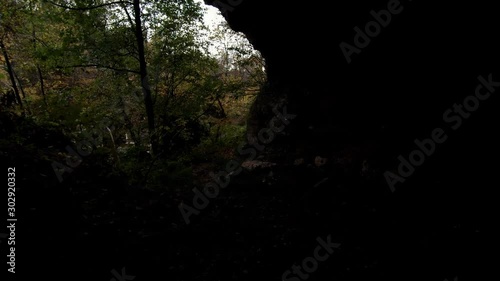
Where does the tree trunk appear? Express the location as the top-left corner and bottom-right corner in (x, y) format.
(0, 40), (23, 110)
(13, 69), (32, 115)
(119, 97), (141, 147)
(133, 0), (157, 155)
(37, 65), (48, 108)
(33, 25), (48, 109)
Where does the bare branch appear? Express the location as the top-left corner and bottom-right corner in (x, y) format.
(45, 0), (133, 11)
(56, 64), (140, 74)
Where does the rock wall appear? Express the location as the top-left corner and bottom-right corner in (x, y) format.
(207, 0), (499, 171)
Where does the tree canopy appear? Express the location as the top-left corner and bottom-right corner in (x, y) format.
(1, 0), (265, 185)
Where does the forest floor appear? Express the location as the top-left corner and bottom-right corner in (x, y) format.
(2, 111), (486, 281)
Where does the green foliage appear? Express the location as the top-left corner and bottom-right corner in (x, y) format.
(1, 0), (265, 190)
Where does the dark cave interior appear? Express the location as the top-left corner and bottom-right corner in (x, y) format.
(2, 0), (499, 280)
